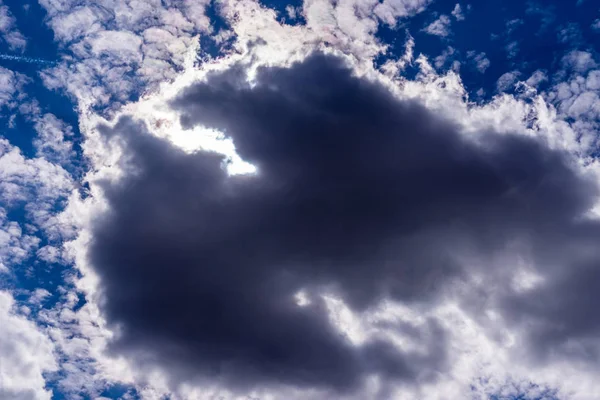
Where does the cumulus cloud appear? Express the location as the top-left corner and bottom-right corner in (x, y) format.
(496, 71), (521, 92)
(467, 51), (490, 73)
(0, 0), (26, 50)
(33, 113), (76, 166)
(451, 4), (464, 21)
(0, 138), (73, 207)
(37, 0), (212, 111)
(0, 66), (28, 109)
(0, 291), (57, 400)
(526, 70), (548, 87)
(423, 14), (452, 37)
(373, 0), (431, 26)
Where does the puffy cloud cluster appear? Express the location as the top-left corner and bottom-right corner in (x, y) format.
(423, 14), (452, 37)
(38, 0), (212, 110)
(0, 0), (26, 50)
(545, 51), (600, 153)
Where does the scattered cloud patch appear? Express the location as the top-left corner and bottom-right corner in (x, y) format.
(451, 4), (465, 21)
(423, 14), (452, 37)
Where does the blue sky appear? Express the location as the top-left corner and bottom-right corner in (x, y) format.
(0, 0), (599, 399)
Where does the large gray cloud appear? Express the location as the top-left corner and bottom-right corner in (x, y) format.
(90, 53), (600, 394)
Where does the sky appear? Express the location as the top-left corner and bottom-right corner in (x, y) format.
(0, 0), (600, 399)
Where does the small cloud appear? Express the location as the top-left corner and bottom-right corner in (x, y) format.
(526, 70), (548, 87)
(29, 288), (52, 306)
(592, 19), (600, 32)
(434, 46), (456, 69)
(505, 41), (519, 59)
(451, 4), (465, 21)
(497, 70), (521, 92)
(506, 19), (524, 35)
(467, 50), (490, 73)
(423, 14), (452, 37)
(285, 5), (299, 20)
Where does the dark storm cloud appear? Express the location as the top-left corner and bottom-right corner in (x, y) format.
(90, 53), (600, 393)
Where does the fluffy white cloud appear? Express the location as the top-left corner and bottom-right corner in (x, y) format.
(0, 291), (57, 400)
(0, 66), (28, 109)
(423, 14), (452, 37)
(451, 3), (464, 21)
(496, 71), (521, 92)
(0, 139), (73, 206)
(373, 0), (431, 26)
(0, 208), (40, 271)
(526, 69), (548, 87)
(33, 113), (75, 166)
(0, 1), (26, 50)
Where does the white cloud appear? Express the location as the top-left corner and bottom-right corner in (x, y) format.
(0, 208), (40, 270)
(373, 0), (431, 27)
(525, 70), (548, 87)
(451, 4), (464, 21)
(0, 0), (26, 50)
(422, 14), (452, 37)
(505, 40), (519, 59)
(434, 46), (456, 69)
(0, 139), (73, 206)
(0, 291), (57, 400)
(561, 50), (597, 73)
(33, 113), (75, 165)
(467, 51), (490, 73)
(593, 19), (600, 31)
(0, 66), (28, 109)
(496, 71), (521, 92)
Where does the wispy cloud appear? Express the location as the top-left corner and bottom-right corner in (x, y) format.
(0, 53), (56, 66)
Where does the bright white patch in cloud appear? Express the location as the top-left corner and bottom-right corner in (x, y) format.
(0, 139), (73, 207)
(0, 291), (57, 400)
(592, 19), (600, 31)
(434, 46), (456, 69)
(0, 66), (28, 109)
(526, 69), (548, 87)
(423, 14), (452, 37)
(0, 208), (40, 270)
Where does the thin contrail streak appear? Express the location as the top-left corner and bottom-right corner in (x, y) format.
(0, 54), (56, 65)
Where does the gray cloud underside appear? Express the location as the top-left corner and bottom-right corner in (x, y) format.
(90, 53), (600, 394)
